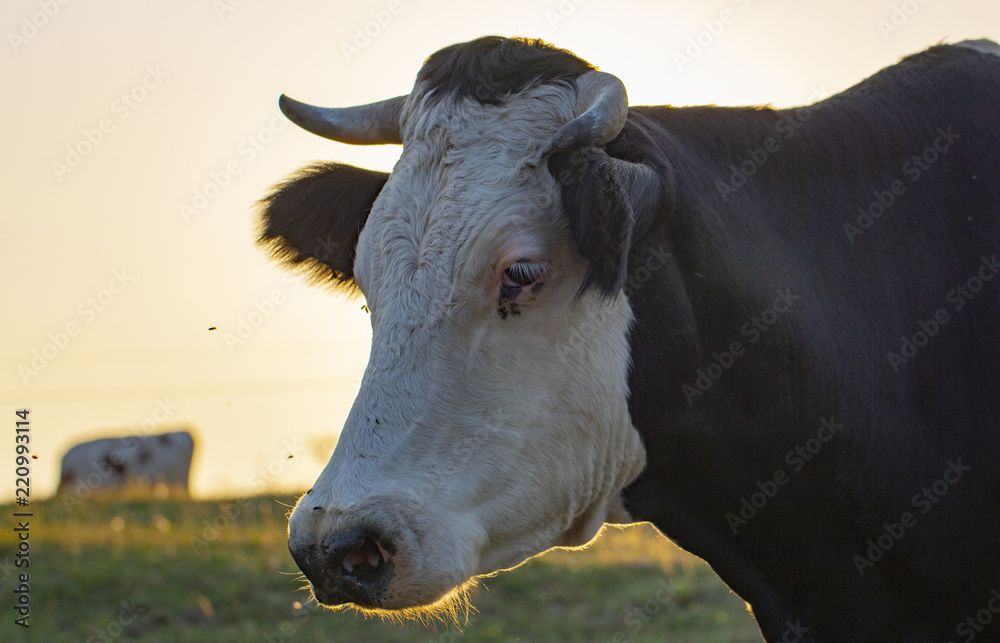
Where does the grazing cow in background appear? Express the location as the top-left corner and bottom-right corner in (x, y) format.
(58, 429), (195, 497)
(259, 36), (1000, 641)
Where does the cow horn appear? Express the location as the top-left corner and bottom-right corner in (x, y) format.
(278, 94), (406, 145)
(547, 71), (629, 152)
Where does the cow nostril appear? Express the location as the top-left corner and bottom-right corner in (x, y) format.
(289, 527), (397, 607)
(341, 536), (391, 576)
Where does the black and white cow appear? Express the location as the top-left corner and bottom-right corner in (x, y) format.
(260, 36), (1000, 641)
(58, 429), (195, 496)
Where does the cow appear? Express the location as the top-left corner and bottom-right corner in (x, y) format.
(58, 429), (195, 497)
(259, 36), (1000, 641)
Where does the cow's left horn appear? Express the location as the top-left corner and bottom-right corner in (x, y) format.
(278, 94), (406, 145)
(547, 71), (628, 152)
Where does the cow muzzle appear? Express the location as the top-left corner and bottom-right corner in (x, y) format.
(289, 525), (396, 607)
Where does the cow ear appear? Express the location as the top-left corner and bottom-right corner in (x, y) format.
(548, 147), (661, 299)
(257, 162), (389, 291)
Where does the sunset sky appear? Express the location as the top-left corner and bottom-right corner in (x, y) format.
(3, 0), (997, 501)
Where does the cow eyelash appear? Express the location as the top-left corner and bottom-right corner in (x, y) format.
(503, 259), (546, 287)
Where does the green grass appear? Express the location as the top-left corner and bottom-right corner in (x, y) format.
(0, 493), (763, 642)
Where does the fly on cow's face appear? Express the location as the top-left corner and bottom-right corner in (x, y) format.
(498, 285), (521, 304)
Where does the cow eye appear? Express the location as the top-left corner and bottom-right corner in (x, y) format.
(502, 259), (545, 287)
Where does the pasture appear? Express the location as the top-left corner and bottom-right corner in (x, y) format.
(0, 493), (763, 642)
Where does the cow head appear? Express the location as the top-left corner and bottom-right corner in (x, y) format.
(261, 36), (662, 615)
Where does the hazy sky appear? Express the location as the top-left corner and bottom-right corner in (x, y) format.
(3, 0), (997, 501)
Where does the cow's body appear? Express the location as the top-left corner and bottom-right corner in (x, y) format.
(263, 37), (1000, 641)
(615, 42), (1000, 640)
(58, 430), (195, 496)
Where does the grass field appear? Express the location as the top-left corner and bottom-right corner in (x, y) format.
(0, 493), (763, 642)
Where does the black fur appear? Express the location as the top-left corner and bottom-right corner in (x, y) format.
(416, 35), (593, 105)
(613, 43), (1000, 641)
(257, 163), (389, 291)
(548, 147), (635, 299)
(263, 37), (1000, 641)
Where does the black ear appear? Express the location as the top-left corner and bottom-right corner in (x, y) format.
(548, 147), (660, 299)
(257, 162), (389, 291)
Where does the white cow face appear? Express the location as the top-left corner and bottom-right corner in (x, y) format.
(263, 38), (654, 617)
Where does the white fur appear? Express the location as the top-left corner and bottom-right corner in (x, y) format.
(288, 81), (646, 610)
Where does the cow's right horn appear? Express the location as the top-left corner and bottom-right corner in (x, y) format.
(547, 71), (629, 153)
(278, 94), (406, 145)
